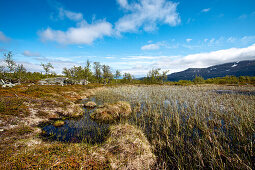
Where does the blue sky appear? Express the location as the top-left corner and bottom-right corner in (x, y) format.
(0, 0), (255, 77)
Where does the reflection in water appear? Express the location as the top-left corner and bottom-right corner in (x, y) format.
(42, 106), (109, 144)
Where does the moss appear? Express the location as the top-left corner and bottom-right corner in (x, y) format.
(2, 143), (110, 169)
(7, 125), (34, 136)
(53, 120), (65, 127)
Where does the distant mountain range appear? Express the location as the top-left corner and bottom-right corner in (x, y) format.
(166, 60), (255, 81)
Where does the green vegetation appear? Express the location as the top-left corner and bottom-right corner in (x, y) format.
(53, 120), (65, 127)
(40, 62), (54, 77)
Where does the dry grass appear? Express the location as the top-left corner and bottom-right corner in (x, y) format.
(94, 84), (255, 169)
(84, 101), (97, 108)
(101, 123), (156, 169)
(90, 101), (132, 123)
(1, 83), (253, 169)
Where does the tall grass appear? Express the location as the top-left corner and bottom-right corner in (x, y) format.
(94, 85), (255, 169)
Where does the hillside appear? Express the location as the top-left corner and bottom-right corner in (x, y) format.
(167, 60), (255, 81)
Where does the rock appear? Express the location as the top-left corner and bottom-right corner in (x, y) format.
(38, 77), (69, 85)
(84, 101), (97, 108)
(0, 79), (5, 85)
(90, 101), (132, 123)
(53, 120), (65, 127)
(38, 77), (90, 85)
(2, 82), (16, 88)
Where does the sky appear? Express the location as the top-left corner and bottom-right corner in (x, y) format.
(0, 0), (255, 77)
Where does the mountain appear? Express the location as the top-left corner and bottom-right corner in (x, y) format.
(167, 60), (255, 81)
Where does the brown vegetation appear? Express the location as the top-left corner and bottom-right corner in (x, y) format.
(101, 123), (156, 169)
(90, 101), (132, 122)
(84, 101), (97, 108)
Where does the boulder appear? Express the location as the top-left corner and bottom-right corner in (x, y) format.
(38, 77), (90, 85)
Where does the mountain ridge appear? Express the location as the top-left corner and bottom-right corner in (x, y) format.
(166, 60), (255, 81)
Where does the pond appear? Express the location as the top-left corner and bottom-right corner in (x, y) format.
(213, 90), (255, 95)
(41, 99), (110, 144)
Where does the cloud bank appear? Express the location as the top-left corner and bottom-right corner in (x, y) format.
(116, 43), (255, 77)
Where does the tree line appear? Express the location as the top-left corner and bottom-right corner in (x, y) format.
(0, 51), (136, 84)
(1, 51), (254, 85)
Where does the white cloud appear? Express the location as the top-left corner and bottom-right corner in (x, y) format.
(110, 43), (255, 77)
(201, 8), (210, 13)
(115, 0), (180, 33)
(40, 6), (113, 45)
(39, 20), (112, 44)
(22, 50), (41, 57)
(186, 38), (192, 43)
(0, 31), (10, 42)
(58, 8), (83, 21)
(141, 44), (160, 50)
(153, 43), (255, 72)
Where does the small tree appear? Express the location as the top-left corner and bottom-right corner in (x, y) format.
(41, 62), (54, 77)
(102, 64), (113, 84)
(193, 75), (205, 84)
(62, 67), (71, 77)
(114, 70), (121, 83)
(16, 64), (26, 82)
(93, 62), (102, 83)
(161, 70), (169, 84)
(4, 51), (16, 73)
(122, 73), (133, 83)
(84, 60), (93, 81)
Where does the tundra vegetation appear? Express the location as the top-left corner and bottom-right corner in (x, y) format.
(0, 51), (254, 169)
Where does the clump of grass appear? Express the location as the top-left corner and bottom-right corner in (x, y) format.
(84, 101), (97, 108)
(90, 101), (132, 123)
(102, 123), (156, 169)
(53, 120), (65, 127)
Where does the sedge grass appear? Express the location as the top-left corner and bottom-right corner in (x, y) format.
(94, 84), (255, 169)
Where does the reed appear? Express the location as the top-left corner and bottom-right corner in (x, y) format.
(94, 85), (255, 169)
